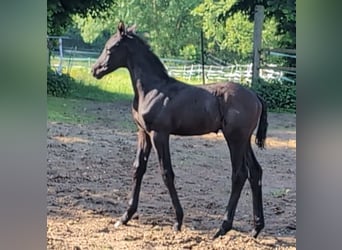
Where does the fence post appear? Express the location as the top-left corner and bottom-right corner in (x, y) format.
(47, 38), (51, 66)
(201, 30), (205, 84)
(252, 5), (265, 86)
(57, 37), (63, 75)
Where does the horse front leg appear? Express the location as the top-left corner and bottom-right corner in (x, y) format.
(115, 129), (152, 228)
(151, 131), (184, 231)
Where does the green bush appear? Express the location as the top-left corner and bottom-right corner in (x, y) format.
(251, 80), (296, 113)
(47, 68), (76, 97)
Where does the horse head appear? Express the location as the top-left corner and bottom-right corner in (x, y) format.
(91, 21), (136, 79)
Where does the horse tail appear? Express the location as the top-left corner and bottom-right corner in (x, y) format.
(255, 94), (268, 149)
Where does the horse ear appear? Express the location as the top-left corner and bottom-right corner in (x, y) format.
(127, 24), (137, 34)
(118, 21), (126, 35)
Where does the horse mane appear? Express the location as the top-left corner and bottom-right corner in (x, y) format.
(129, 33), (170, 80)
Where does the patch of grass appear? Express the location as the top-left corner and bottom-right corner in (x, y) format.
(55, 66), (211, 102)
(67, 67), (134, 102)
(67, 66), (207, 100)
(47, 96), (96, 124)
(117, 119), (137, 133)
(271, 188), (291, 198)
(47, 67), (135, 125)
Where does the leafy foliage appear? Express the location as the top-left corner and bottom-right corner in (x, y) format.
(218, 0), (296, 49)
(180, 44), (197, 60)
(251, 80), (296, 112)
(49, 0), (294, 66)
(265, 0), (296, 49)
(192, 0), (282, 62)
(47, 67), (75, 97)
(72, 0), (203, 60)
(47, 0), (114, 35)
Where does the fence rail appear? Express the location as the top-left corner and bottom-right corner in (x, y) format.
(166, 64), (253, 83)
(49, 49), (293, 84)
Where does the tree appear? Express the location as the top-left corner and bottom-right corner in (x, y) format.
(220, 0), (296, 67)
(218, 0), (296, 49)
(72, 0), (203, 60)
(47, 0), (114, 35)
(192, 0), (282, 62)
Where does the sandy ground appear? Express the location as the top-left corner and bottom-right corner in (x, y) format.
(47, 100), (296, 249)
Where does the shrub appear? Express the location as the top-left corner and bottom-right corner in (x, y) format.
(251, 79), (296, 113)
(47, 68), (76, 97)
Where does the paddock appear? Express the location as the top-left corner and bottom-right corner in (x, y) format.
(47, 99), (296, 249)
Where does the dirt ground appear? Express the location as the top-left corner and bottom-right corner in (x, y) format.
(47, 100), (296, 250)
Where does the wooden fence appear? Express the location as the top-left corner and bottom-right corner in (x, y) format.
(166, 64), (253, 84)
(260, 48), (296, 83)
(49, 48), (289, 84)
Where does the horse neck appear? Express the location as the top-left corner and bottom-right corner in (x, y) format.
(126, 44), (170, 97)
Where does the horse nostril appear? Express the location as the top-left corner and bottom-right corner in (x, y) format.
(91, 65), (97, 75)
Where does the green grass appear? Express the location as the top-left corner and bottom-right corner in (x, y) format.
(62, 66), (204, 97)
(47, 66), (211, 124)
(65, 67), (208, 101)
(67, 67), (134, 102)
(47, 64), (232, 125)
(48, 96), (97, 124)
(48, 67), (136, 124)
(271, 188), (291, 198)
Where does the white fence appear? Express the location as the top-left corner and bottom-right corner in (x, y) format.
(49, 49), (288, 84)
(166, 63), (288, 84)
(166, 63), (253, 83)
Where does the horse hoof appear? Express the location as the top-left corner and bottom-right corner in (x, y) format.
(114, 220), (122, 228)
(213, 221), (232, 239)
(213, 229), (225, 239)
(250, 228), (262, 238)
(173, 222), (181, 232)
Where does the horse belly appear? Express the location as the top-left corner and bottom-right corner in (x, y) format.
(171, 106), (221, 136)
(171, 123), (220, 136)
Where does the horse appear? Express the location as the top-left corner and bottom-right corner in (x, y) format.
(91, 21), (268, 239)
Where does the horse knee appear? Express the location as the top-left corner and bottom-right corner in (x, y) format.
(232, 165), (248, 182)
(248, 164), (262, 186)
(132, 160), (146, 179)
(161, 169), (174, 185)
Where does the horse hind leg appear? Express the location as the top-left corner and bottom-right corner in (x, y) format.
(246, 144), (265, 237)
(214, 130), (249, 238)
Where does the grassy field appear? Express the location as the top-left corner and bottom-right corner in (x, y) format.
(48, 67), (132, 123)
(48, 66), (206, 124)
(66, 67), (203, 100)
(67, 67), (134, 102)
(47, 96), (98, 124)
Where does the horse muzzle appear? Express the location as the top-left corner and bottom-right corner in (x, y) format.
(91, 64), (107, 79)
